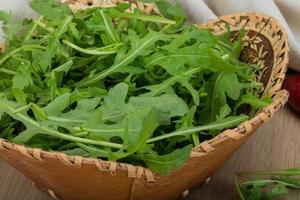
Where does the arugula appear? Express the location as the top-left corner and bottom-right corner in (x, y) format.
(29, 0), (72, 20)
(0, 0), (270, 173)
(236, 168), (300, 200)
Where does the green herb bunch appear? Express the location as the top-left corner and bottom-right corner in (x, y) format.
(236, 168), (300, 200)
(0, 0), (271, 173)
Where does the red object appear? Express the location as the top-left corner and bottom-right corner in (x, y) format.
(283, 75), (300, 113)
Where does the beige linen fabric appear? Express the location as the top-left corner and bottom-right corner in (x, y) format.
(0, 0), (299, 70)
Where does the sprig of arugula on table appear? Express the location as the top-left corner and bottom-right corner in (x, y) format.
(0, 0), (271, 173)
(236, 168), (300, 200)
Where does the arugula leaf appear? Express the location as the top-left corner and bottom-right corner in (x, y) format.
(30, 0), (72, 20)
(176, 106), (199, 145)
(37, 16), (73, 72)
(140, 144), (192, 174)
(44, 93), (70, 116)
(129, 94), (188, 124)
(216, 73), (242, 101)
(102, 83), (129, 122)
(12, 65), (33, 90)
(0, 11), (11, 23)
(31, 103), (47, 121)
(236, 168), (300, 200)
(128, 108), (158, 152)
(216, 104), (231, 121)
(235, 94), (272, 112)
(152, 0), (186, 20)
(110, 108), (159, 160)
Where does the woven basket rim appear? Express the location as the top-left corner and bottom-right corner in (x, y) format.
(0, 11), (289, 180)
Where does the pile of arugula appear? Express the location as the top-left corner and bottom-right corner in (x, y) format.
(236, 168), (300, 200)
(0, 0), (271, 173)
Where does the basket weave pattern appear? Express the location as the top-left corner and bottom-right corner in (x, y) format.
(0, 1), (289, 200)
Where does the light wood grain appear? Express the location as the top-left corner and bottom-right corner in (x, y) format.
(1, 106), (300, 200)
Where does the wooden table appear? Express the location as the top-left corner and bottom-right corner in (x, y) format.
(1, 106), (300, 200)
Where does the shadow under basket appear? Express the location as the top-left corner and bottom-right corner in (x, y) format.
(0, 1), (290, 200)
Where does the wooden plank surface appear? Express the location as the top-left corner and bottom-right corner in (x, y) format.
(1, 106), (300, 200)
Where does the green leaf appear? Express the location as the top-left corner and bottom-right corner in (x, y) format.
(108, 9), (176, 25)
(176, 106), (199, 145)
(178, 77), (199, 106)
(216, 73), (241, 101)
(12, 65), (33, 90)
(82, 109), (125, 141)
(142, 67), (201, 105)
(45, 97), (101, 131)
(140, 145), (192, 174)
(44, 93), (70, 116)
(0, 11), (11, 23)
(129, 94), (188, 125)
(231, 29), (245, 59)
(102, 83), (129, 122)
(12, 89), (27, 105)
(272, 176), (300, 188)
(127, 108), (158, 152)
(37, 16), (73, 72)
(206, 72), (243, 122)
(31, 103), (48, 121)
(30, 0), (72, 20)
(155, 1), (186, 20)
(216, 104), (231, 120)
(53, 60), (73, 73)
(269, 184), (288, 196)
(248, 187), (262, 200)
(13, 129), (40, 144)
(235, 94), (272, 111)
(110, 108), (159, 160)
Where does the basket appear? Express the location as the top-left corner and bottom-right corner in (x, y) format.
(0, 0), (289, 200)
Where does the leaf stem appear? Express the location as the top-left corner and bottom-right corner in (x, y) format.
(109, 12), (176, 25)
(191, 133), (200, 146)
(235, 176), (246, 200)
(146, 55), (210, 68)
(73, 127), (124, 133)
(57, 16), (73, 37)
(14, 104), (32, 113)
(63, 40), (117, 55)
(237, 169), (300, 177)
(71, 131), (89, 137)
(34, 20), (54, 32)
(240, 179), (297, 188)
(48, 116), (86, 123)
(147, 115), (248, 143)
(0, 68), (16, 75)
